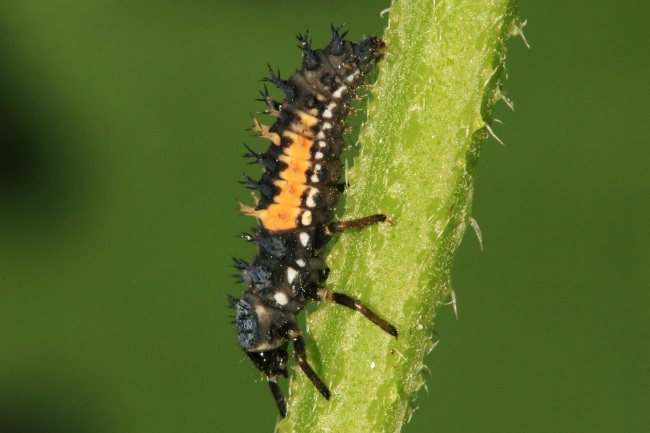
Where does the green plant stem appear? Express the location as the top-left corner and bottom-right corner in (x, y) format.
(279, 0), (521, 431)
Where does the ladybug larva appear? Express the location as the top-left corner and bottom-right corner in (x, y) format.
(229, 26), (396, 417)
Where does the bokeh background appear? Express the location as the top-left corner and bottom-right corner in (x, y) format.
(1, 1), (647, 432)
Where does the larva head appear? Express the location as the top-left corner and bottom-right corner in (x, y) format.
(230, 296), (261, 350)
(324, 27), (385, 77)
(231, 294), (282, 350)
(352, 36), (386, 73)
(230, 293), (294, 356)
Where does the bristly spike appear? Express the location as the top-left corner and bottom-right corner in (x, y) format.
(238, 201), (264, 219)
(264, 65), (296, 101)
(330, 23), (343, 35)
(240, 174), (274, 198)
(242, 142), (278, 171)
(256, 85), (281, 116)
(296, 30), (309, 45)
(239, 231), (288, 258)
(227, 295), (240, 309)
(239, 174), (255, 188)
(296, 29), (309, 44)
(328, 24), (345, 55)
(301, 47), (318, 70)
(231, 257), (249, 281)
(250, 116), (281, 146)
(257, 84), (271, 101)
(231, 258), (250, 283)
(297, 30), (318, 70)
(232, 257), (249, 269)
(242, 142), (262, 163)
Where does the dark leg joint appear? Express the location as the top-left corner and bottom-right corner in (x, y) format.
(328, 214), (392, 234)
(320, 267), (331, 280)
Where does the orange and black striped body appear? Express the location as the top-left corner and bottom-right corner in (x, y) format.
(229, 28), (395, 418)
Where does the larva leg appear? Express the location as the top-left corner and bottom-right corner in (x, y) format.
(318, 288), (398, 338)
(280, 325), (331, 401)
(268, 376), (287, 418)
(327, 214), (392, 233)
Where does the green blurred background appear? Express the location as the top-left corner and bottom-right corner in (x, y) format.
(0, 1), (647, 432)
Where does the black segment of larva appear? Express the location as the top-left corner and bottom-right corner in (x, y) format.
(229, 27), (397, 418)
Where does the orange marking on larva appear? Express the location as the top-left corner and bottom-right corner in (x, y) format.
(295, 109), (319, 128)
(281, 164), (309, 183)
(283, 133), (313, 161)
(239, 200), (300, 231)
(261, 204), (301, 231)
(273, 180), (307, 207)
(278, 155), (311, 183)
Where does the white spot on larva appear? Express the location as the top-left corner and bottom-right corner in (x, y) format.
(333, 86), (345, 98)
(306, 188), (318, 208)
(274, 292), (289, 305)
(323, 122), (332, 130)
(299, 232), (310, 246)
(317, 131), (325, 139)
(370, 361), (376, 369)
(327, 102), (337, 110)
(315, 163), (322, 172)
(311, 174), (319, 183)
(416, 324), (424, 331)
(295, 259), (306, 267)
(323, 109), (333, 119)
(301, 210), (312, 226)
(255, 305), (267, 318)
(315, 152), (324, 160)
(286, 267), (298, 284)
(318, 141), (326, 148)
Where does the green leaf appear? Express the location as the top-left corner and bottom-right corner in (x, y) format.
(279, 0), (523, 431)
